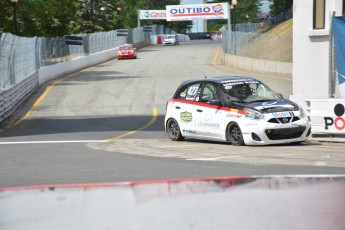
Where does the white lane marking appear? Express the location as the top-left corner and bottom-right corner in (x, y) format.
(315, 161), (328, 166)
(0, 140), (102, 145)
(187, 156), (243, 161)
(160, 145), (199, 148)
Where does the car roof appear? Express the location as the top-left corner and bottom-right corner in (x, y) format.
(120, 43), (134, 47)
(180, 76), (261, 86)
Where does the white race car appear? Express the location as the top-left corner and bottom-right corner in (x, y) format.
(163, 35), (177, 45)
(165, 77), (311, 146)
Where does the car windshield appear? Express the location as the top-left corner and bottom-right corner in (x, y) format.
(220, 78), (281, 103)
(119, 45), (132, 50)
(166, 35), (175, 39)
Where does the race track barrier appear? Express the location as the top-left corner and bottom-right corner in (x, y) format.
(1, 175), (345, 230)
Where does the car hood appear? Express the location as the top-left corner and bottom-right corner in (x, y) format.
(239, 100), (299, 113)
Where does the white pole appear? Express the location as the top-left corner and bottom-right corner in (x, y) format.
(227, 2), (231, 32)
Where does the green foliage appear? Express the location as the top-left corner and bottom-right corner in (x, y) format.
(232, 0), (262, 24)
(0, 0), (263, 37)
(269, 0), (292, 15)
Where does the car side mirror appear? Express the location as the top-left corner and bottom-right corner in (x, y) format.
(210, 99), (221, 106)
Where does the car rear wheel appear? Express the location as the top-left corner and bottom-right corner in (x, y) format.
(228, 123), (244, 146)
(167, 118), (184, 141)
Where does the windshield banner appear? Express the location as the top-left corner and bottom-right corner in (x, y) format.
(332, 16), (345, 98)
(166, 3), (229, 21)
(139, 10), (166, 20)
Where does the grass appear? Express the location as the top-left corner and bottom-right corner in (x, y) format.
(237, 19), (293, 62)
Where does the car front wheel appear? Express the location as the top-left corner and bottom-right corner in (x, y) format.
(167, 118), (184, 141)
(228, 123), (244, 146)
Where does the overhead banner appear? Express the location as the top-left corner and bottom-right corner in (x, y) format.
(166, 3), (229, 21)
(139, 10), (166, 20)
(332, 16), (345, 98)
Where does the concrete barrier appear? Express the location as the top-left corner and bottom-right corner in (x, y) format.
(38, 39), (152, 86)
(221, 51), (292, 78)
(38, 48), (117, 85)
(1, 175), (345, 230)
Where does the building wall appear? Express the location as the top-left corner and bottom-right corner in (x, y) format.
(291, 0), (343, 109)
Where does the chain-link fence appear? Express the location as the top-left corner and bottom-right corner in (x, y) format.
(221, 9), (293, 63)
(222, 31), (292, 63)
(0, 24), (171, 90)
(0, 24), (172, 125)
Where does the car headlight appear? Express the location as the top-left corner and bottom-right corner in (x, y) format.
(299, 106), (306, 118)
(245, 108), (265, 120)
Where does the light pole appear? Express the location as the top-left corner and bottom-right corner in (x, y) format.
(10, 0), (18, 35)
(231, 0), (237, 31)
(231, 0), (238, 54)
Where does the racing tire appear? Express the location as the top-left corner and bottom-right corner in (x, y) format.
(167, 118), (184, 141)
(228, 123), (245, 146)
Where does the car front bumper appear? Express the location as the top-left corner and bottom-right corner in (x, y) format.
(240, 117), (311, 145)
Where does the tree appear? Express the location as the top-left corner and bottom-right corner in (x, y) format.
(232, 0), (262, 24)
(71, 0), (123, 33)
(0, 0), (78, 37)
(269, 0), (293, 15)
(0, 0), (194, 37)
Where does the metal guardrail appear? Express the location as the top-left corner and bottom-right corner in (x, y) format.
(0, 73), (38, 125)
(0, 24), (173, 126)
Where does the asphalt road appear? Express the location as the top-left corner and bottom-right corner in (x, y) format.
(0, 40), (344, 188)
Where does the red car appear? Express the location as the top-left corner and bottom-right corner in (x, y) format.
(117, 44), (137, 60)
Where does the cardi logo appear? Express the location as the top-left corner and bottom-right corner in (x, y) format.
(324, 103), (345, 130)
(180, 111), (192, 122)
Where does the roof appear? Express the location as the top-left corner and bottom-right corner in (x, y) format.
(180, 76), (260, 85)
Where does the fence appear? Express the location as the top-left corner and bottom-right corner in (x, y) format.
(0, 24), (173, 125)
(222, 31), (292, 63)
(221, 9), (293, 63)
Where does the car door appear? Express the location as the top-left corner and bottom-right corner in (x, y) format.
(194, 83), (224, 139)
(169, 82), (201, 137)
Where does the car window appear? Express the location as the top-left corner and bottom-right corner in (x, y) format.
(119, 46), (132, 50)
(221, 79), (280, 102)
(177, 83), (201, 101)
(200, 83), (219, 104)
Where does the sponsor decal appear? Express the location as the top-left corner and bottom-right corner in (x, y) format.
(242, 132), (251, 135)
(244, 123), (258, 126)
(197, 122), (220, 128)
(180, 111), (192, 122)
(227, 114), (242, 118)
(183, 129), (196, 134)
(274, 124), (299, 128)
(324, 103), (345, 130)
(166, 3), (229, 21)
(204, 113), (213, 121)
(272, 111), (294, 118)
(139, 10), (166, 20)
(222, 79), (260, 89)
(212, 4), (224, 15)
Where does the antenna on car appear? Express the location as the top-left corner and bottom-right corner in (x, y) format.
(202, 72), (207, 78)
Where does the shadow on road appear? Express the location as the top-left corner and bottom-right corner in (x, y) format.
(0, 115), (165, 137)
